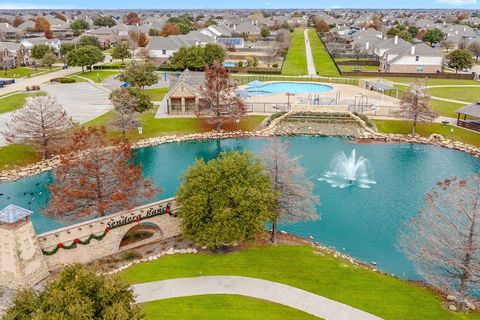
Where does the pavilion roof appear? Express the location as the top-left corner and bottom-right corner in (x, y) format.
(456, 103), (480, 118)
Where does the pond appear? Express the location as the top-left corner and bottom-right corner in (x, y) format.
(1, 136), (479, 279)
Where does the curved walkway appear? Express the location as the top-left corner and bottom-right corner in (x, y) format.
(132, 276), (383, 320)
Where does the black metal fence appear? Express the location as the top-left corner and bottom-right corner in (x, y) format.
(232, 74), (359, 86)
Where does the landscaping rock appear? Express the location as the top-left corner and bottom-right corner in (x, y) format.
(447, 295), (457, 301)
(449, 304), (457, 311)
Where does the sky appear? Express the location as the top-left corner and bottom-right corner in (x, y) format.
(0, 0), (478, 10)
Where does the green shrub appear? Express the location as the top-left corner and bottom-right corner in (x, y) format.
(51, 77), (76, 83)
(353, 112), (377, 129)
(121, 251), (142, 261)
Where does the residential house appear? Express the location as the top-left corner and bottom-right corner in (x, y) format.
(21, 37), (62, 53)
(17, 20), (35, 32)
(374, 36), (411, 59)
(233, 21), (260, 36)
(351, 28), (383, 53)
(0, 42), (29, 67)
(147, 32), (215, 65)
(200, 24), (232, 40)
(90, 26), (117, 46)
(382, 42), (443, 73)
(0, 23), (17, 40)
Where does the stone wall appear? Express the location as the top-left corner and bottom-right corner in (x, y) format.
(37, 198), (181, 270)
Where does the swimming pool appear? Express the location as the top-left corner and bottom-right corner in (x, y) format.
(223, 61), (236, 67)
(246, 82), (333, 96)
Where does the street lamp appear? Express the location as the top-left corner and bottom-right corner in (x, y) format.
(286, 92), (295, 110)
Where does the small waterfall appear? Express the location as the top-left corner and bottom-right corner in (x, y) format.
(319, 149), (376, 188)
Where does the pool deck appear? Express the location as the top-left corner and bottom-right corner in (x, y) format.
(239, 82), (400, 108)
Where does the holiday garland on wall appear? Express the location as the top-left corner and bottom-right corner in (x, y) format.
(42, 205), (175, 256)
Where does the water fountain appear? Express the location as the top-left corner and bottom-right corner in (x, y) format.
(319, 149), (376, 188)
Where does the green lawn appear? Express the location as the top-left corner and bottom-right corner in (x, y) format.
(144, 88), (169, 101)
(428, 87), (480, 103)
(84, 106), (266, 141)
(430, 99), (464, 118)
(103, 61), (127, 67)
(121, 245), (479, 320)
(0, 67), (49, 78)
(388, 77), (477, 86)
(375, 120), (480, 147)
(282, 29), (307, 76)
(0, 92), (47, 114)
(338, 65), (379, 72)
(66, 75), (88, 82)
(142, 295), (320, 320)
(308, 29), (340, 77)
(0, 144), (41, 170)
(76, 70), (119, 83)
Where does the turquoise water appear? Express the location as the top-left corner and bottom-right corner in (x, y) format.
(246, 82), (332, 96)
(1, 136), (479, 279)
(223, 61), (236, 67)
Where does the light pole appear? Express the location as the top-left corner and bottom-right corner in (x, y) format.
(286, 92), (295, 110)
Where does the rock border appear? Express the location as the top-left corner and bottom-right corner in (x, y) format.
(1, 122), (479, 183)
(100, 247), (198, 276)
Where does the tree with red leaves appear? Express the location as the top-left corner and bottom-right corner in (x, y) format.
(197, 61), (247, 131)
(161, 23), (181, 36)
(34, 17), (50, 32)
(129, 31), (149, 48)
(137, 32), (149, 47)
(47, 127), (159, 221)
(125, 12), (140, 25)
(44, 29), (53, 39)
(315, 19), (330, 34)
(12, 15), (24, 28)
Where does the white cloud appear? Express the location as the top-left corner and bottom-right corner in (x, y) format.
(436, 0), (476, 5)
(329, 5), (343, 8)
(0, 2), (74, 9)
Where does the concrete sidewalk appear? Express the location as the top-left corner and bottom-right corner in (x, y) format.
(0, 67), (82, 96)
(132, 276), (383, 320)
(304, 29), (317, 76)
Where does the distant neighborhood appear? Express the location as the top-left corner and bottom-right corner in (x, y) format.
(1, 9), (480, 76)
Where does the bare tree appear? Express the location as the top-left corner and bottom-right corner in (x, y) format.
(399, 175), (480, 309)
(396, 80), (437, 135)
(109, 88), (140, 139)
(2, 96), (75, 158)
(265, 41), (280, 68)
(197, 61), (247, 130)
(441, 40), (455, 52)
(275, 28), (292, 51)
(261, 139), (320, 243)
(468, 40), (480, 62)
(458, 39), (469, 50)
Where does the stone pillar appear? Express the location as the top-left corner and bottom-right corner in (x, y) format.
(181, 97), (186, 113)
(0, 205), (49, 289)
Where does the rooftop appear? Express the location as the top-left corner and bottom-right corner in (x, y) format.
(0, 204), (32, 224)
